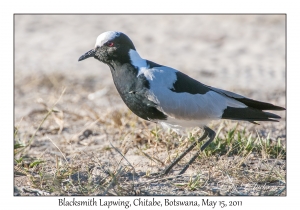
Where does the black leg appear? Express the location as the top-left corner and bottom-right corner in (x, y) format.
(200, 126), (216, 151)
(161, 127), (210, 175)
(178, 126), (216, 175)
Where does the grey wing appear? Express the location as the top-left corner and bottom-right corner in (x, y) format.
(147, 86), (247, 122)
(144, 67), (248, 122)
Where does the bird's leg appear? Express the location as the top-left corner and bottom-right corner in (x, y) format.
(160, 128), (209, 176)
(178, 126), (216, 175)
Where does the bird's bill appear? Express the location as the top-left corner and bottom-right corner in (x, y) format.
(78, 49), (96, 61)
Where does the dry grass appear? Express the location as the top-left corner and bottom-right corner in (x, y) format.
(14, 72), (286, 196)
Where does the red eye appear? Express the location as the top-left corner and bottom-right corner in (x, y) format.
(106, 41), (114, 47)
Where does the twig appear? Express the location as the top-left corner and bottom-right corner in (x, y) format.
(139, 149), (164, 165)
(109, 141), (136, 191)
(18, 87), (66, 154)
(103, 166), (123, 195)
(46, 136), (68, 163)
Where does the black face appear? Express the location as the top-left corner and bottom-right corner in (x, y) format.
(78, 32), (136, 65)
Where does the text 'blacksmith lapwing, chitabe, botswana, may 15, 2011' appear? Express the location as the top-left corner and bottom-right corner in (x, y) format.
(78, 31), (285, 175)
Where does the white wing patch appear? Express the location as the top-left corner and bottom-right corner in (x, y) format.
(128, 49), (147, 71)
(137, 67), (157, 80)
(129, 49), (178, 88)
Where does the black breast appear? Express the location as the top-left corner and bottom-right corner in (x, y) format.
(110, 63), (167, 121)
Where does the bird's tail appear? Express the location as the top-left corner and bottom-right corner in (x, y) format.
(221, 106), (283, 122)
(233, 98), (285, 111)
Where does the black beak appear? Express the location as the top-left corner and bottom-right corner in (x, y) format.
(78, 49), (96, 61)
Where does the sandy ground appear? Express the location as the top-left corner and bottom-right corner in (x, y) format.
(14, 15), (286, 196)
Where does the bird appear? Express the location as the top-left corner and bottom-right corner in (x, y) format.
(78, 31), (285, 175)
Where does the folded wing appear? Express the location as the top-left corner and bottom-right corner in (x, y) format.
(144, 67), (285, 124)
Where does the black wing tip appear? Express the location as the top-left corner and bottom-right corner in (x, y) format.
(232, 97), (286, 111)
(273, 106), (286, 111)
(264, 111), (282, 119)
(222, 107), (284, 122)
(265, 104), (286, 111)
(228, 118), (280, 122)
(249, 118), (281, 125)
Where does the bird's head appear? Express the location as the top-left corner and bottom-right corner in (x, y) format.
(78, 31), (136, 65)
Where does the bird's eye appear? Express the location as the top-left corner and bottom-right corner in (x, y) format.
(106, 41), (114, 47)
